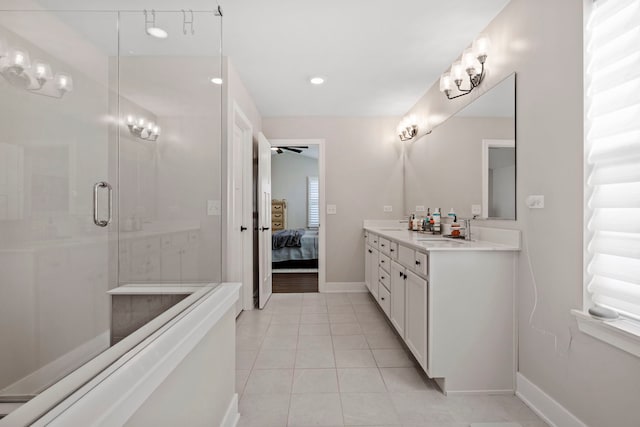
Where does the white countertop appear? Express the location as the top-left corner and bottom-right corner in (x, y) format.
(364, 222), (520, 252)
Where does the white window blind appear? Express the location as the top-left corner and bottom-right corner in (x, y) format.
(585, 0), (640, 320)
(307, 176), (319, 228)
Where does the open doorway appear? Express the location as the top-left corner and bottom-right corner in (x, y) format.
(269, 141), (322, 293)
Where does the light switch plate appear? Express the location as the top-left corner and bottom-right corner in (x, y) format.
(383, 205), (393, 212)
(471, 204), (482, 215)
(526, 195), (545, 208)
(416, 205), (425, 212)
(207, 200), (221, 216)
(327, 204), (337, 215)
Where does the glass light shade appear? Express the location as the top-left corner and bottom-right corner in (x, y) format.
(152, 125), (159, 135)
(8, 48), (30, 70)
(462, 48), (480, 74)
(55, 73), (73, 92)
(451, 61), (464, 81)
(439, 73), (452, 92)
(146, 121), (155, 131)
(137, 117), (145, 127)
(146, 27), (168, 39)
(126, 115), (135, 125)
(473, 35), (490, 59)
(33, 60), (53, 81)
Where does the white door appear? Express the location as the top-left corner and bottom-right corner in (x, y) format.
(230, 108), (252, 315)
(258, 133), (273, 309)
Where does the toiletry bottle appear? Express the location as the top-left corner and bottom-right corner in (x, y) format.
(433, 208), (441, 234)
(448, 208), (456, 223)
(412, 214), (419, 231)
(408, 214), (413, 230)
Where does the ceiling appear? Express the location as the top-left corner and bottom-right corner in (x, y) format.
(4, 0), (511, 118)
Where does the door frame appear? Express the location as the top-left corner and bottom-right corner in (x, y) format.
(481, 138), (515, 219)
(269, 138), (326, 292)
(226, 101), (254, 312)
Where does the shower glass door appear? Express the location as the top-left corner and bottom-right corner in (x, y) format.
(0, 11), (118, 399)
(117, 10), (223, 286)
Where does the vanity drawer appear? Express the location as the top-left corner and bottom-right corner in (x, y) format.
(378, 284), (391, 317)
(367, 233), (379, 249)
(389, 242), (398, 259)
(379, 267), (390, 290)
(415, 252), (428, 277)
(379, 252), (391, 273)
(398, 244), (415, 268)
(272, 212), (284, 221)
(379, 237), (390, 255)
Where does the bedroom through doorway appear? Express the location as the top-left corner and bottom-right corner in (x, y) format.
(270, 143), (320, 293)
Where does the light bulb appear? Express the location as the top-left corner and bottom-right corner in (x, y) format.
(310, 77), (325, 85)
(462, 48), (479, 76)
(127, 115), (135, 125)
(146, 27), (168, 39)
(146, 121), (154, 131)
(451, 61), (464, 82)
(152, 125), (159, 135)
(210, 77), (223, 85)
(9, 48), (30, 70)
(54, 73), (73, 92)
(473, 35), (490, 62)
(34, 60), (53, 81)
(439, 73), (452, 92)
(137, 117), (145, 127)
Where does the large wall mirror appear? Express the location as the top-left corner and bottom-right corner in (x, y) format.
(405, 73), (516, 220)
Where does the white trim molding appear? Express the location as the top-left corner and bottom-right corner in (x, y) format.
(221, 393), (240, 427)
(516, 373), (587, 427)
(323, 282), (368, 293)
(572, 310), (640, 358)
(481, 138), (515, 219)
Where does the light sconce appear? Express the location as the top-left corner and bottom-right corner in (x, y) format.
(397, 116), (418, 142)
(126, 115), (161, 141)
(0, 40), (73, 98)
(439, 35), (490, 100)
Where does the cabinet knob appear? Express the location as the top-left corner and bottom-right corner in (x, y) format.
(390, 248), (395, 252)
(380, 297), (385, 301)
(399, 271), (403, 277)
(403, 274), (407, 279)
(415, 260), (421, 265)
(381, 244), (385, 247)
(240, 226), (248, 232)
(381, 276), (385, 280)
(381, 260), (385, 263)
(368, 249), (372, 254)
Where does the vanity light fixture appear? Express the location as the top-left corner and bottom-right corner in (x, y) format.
(397, 116), (418, 142)
(144, 10), (168, 39)
(0, 40), (73, 98)
(126, 115), (161, 141)
(439, 34), (490, 100)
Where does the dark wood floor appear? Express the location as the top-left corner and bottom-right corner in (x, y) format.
(272, 273), (318, 293)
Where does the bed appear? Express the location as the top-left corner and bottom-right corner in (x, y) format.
(272, 229), (319, 269)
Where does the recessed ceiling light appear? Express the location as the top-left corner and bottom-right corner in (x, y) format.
(146, 27), (168, 39)
(310, 77), (325, 85)
(210, 77), (223, 85)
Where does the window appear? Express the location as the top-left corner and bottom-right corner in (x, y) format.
(579, 0), (640, 356)
(307, 176), (319, 228)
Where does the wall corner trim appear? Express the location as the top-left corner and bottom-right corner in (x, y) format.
(221, 393), (240, 427)
(516, 373), (588, 427)
(322, 282), (368, 293)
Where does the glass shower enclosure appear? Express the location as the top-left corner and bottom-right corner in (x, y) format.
(0, 6), (223, 415)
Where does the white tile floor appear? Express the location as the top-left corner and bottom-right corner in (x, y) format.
(236, 292), (548, 427)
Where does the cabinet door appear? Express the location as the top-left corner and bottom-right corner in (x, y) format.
(405, 270), (427, 370)
(369, 247), (379, 300)
(390, 261), (405, 337)
(365, 244), (372, 292)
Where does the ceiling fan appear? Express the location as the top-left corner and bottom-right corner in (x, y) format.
(270, 146), (309, 154)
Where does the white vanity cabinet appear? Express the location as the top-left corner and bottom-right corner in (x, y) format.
(363, 225), (518, 395)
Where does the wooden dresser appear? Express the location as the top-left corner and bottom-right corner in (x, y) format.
(271, 199), (287, 231)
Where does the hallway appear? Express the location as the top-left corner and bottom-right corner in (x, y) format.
(235, 292), (546, 426)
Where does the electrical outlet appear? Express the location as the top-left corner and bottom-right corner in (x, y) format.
(526, 195), (545, 209)
(383, 205), (393, 212)
(327, 204), (337, 215)
(207, 200), (221, 216)
(471, 204), (482, 215)
(416, 205), (425, 212)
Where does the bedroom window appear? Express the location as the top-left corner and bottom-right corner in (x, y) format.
(307, 176), (319, 228)
(577, 0), (640, 357)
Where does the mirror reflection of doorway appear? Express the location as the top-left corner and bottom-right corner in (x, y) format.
(270, 145), (319, 292)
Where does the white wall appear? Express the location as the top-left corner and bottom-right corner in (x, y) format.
(271, 152), (318, 230)
(262, 117), (403, 283)
(403, 0), (640, 425)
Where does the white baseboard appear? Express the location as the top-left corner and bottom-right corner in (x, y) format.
(516, 373), (586, 427)
(322, 282), (367, 293)
(220, 393), (239, 427)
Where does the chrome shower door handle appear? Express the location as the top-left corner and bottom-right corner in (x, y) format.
(93, 181), (112, 227)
